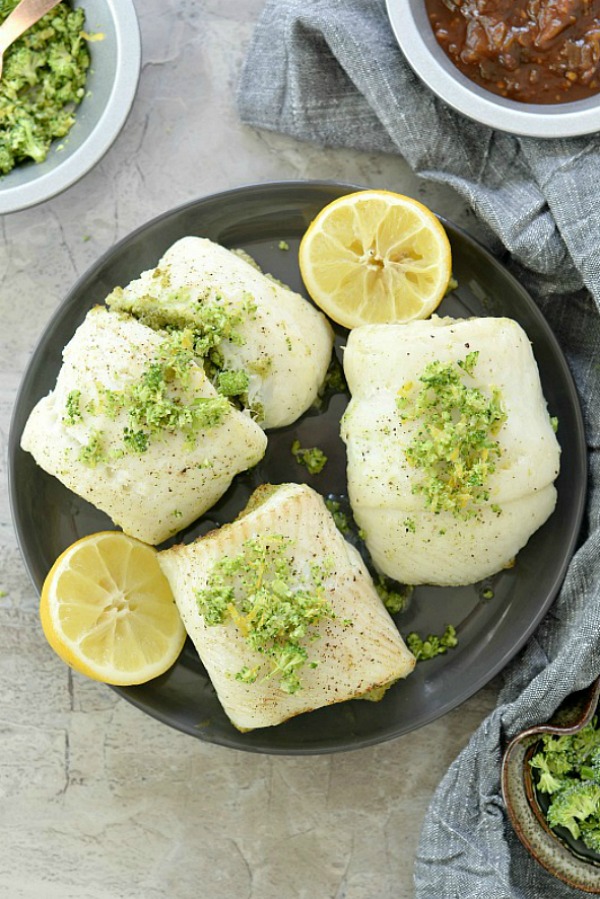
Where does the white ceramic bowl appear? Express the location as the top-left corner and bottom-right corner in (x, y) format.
(386, 0), (600, 139)
(0, 0), (140, 214)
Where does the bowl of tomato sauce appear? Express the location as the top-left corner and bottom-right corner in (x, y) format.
(386, 0), (600, 138)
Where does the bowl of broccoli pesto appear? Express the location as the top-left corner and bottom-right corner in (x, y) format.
(0, 0), (140, 213)
(502, 678), (600, 893)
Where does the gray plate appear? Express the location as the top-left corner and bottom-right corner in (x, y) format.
(8, 181), (587, 755)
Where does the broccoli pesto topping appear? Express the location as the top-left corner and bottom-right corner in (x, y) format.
(397, 351), (506, 517)
(106, 285), (255, 402)
(324, 498), (352, 536)
(375, 576), (413, 615)
(64, 389), (82, 424)
(196, 535), (338, 694)
(0, 1), (91, 175)
(406, 625), (458, 661)
(291, 439), (328, 475)
(530, 718), (600, 851)
(67, 329), (230, 466)
(216, 369), (249, 398)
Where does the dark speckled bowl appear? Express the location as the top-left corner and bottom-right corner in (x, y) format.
(502, 679), (600, 893)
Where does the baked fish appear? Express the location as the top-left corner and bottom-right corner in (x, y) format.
(341, 316), (561, 586)
(20, 307), (267, 545)
(158, 483), (415, 731)
(106, 236), (334, 429)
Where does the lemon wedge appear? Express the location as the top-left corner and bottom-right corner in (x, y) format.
(298, 189), (452, 329)
(40, 531), (186, 685)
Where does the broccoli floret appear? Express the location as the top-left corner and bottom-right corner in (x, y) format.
(570, 719), (600, 762)
(2, 45), (42, 87)
(530, 752), (568, 794)
(47, 43), (79, 80)
(547, 781), (600, 840)
(579, 820), (600, 852)
(0, 142), (14, 174)
(6, 117), (46, 163)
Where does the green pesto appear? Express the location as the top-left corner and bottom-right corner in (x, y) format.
(530, 719), (600, 851)
(375, 576), (413, 615)
(278, 240), (290, 251)
(0, 1), (90, 175)
(397, 351), (506, 518)
(324, 498), (352, 536)
(406, 625), (458, 661)
(77, 430), (104, 467)
(291, 439), (328, 475)
(322, 352), (348, 396)
(77, 330), (230, 466)
(106, 286), (254, 355)
(217, 369), (249, 398)
(196, 535), (338, 694)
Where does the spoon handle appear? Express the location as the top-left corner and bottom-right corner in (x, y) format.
(0, 0), (63, 52)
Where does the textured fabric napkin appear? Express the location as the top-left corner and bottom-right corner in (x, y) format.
(238, 2), (600, 896)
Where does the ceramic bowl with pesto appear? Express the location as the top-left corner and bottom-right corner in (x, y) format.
(0, 0), (140, 215)
(385, 0), (600, 139)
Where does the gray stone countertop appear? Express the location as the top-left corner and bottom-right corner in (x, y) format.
(0, 2), (500, 896)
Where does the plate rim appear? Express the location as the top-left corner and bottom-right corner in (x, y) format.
(8, 178), (588, 754)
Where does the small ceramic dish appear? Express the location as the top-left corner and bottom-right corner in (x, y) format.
(0, 0), (140, 214)
(502, 678), (600, 893)
(385, 0), (600, 138)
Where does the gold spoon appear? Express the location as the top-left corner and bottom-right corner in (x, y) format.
(0, 0), (63, 80)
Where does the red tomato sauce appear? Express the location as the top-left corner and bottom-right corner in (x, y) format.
(425, 0), (600, 104)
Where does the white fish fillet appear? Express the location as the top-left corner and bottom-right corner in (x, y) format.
(341, 316), (561, 586)
(106, 236), (334, 429)
(20, 307), (267, 546)
(158, 483), (415, 731)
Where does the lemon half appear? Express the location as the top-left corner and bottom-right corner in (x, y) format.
(40, 532), (186, 685)
(299, 190), (452, 329)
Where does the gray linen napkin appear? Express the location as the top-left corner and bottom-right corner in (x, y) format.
(238, 2), (600, 897)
